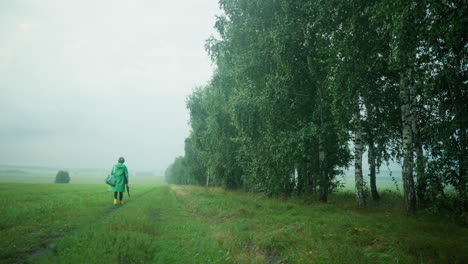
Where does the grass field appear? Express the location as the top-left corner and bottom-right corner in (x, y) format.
(0, 166), (165, 185)
(340, 169), (402, 192)
(1, 183), (466, 264)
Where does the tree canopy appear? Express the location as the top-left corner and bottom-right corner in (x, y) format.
(55, 170), (70, 184)
(166, 0), (467, 214)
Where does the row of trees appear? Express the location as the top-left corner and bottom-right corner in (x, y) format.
(166, 0), (466, 214)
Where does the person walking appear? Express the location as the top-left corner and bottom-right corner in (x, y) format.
(110, 157), (129, 205)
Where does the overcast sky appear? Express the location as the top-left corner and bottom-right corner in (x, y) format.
(0, 0), (220, 170)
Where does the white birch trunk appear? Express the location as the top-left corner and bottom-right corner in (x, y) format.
(400, 72), (417, 214)
(354, 100), (365, 208)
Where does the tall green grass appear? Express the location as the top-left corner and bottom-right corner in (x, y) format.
(1, 184), (466, 263)
(171, 186), (467, 263)
(0, 184), (227, 263)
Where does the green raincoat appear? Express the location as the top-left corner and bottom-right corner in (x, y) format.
(109, 163), (129, 192)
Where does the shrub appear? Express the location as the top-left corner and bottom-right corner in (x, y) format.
(55, 170), (70, 183)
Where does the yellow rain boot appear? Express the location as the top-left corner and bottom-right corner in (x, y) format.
(114, 199), (118, 205)
(119, 200), (123, 205)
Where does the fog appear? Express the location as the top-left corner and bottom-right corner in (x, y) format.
(0, 1), (220, 171)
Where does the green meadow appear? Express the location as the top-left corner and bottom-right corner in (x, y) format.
(0, 166), (165, 185)
(1, 183), (466, 264)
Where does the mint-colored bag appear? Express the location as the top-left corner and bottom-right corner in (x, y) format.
(105, 174), (115, 186)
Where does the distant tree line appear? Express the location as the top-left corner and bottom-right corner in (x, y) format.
(165, 0), (466, 214)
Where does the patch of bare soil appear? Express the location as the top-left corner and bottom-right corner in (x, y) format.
(28, 235), (64, 258)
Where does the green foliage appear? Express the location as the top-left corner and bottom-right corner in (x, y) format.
(164, 156), (187, 185)
(166, 0), (467, 212)
(54, 170), (70, 184)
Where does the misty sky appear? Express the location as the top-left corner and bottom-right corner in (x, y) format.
(0, 1), (220, 170)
